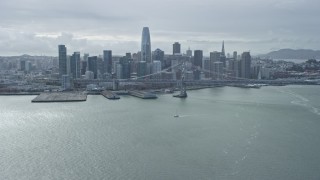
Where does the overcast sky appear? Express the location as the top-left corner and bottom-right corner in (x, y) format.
(0, 0), (319, 56)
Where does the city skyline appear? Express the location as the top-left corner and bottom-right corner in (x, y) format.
(0, 0), (319, 56)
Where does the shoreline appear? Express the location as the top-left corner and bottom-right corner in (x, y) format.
(0, 84), (319, 97)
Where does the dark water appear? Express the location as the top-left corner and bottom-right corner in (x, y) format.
(1, 85), (320, 180)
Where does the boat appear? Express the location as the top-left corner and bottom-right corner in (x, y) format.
(174, 110), (179, 117)
(164, 88), (174, 93)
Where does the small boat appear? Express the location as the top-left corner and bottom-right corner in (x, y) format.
(174, 110), (179, 117)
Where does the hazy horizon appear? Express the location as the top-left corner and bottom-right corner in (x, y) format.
(0, 0), (319, 56)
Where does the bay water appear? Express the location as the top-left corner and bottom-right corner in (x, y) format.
(1, 85), (320, 179)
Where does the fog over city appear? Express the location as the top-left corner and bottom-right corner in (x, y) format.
(0, 0), (319, 56)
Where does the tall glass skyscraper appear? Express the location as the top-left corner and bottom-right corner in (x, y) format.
(58, 45), (67, 78)
(103, 50), (112, 74)
(173, 42), (181, 55)
(141, 27), (152, 63)
(70, 52), (80, 79)
(240, 52), (251, 79)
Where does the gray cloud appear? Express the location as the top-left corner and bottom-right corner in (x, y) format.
(0, 0), (319, 56)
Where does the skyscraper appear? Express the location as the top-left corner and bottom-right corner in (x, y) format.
(80, 61), (87, 75)
(186, 47), (192, 57)
(240, 52), (251, 79)
(212, 61), (223, 80)
(173, 42), (181, 55)
(220, 41), (226, 67)
(58, 45), (67, 77)
(137, 61), (147, 78)
(210, 51), (221, 62)
(193, 50), (203, 68)
(152, 60), (162, 79)
(221, 41), (225, 56)
(233, 51), (237, 60)
(88, 56), (98, 79)
(70, 52), (80, 79)
(119, 56), (131, 79)
(153, 48), (164, 69)
(141, 27), (152, 63)
(20, 60), (26, 71)
(103, 50), (112, 74)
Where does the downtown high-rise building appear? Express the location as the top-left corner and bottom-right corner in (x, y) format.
(153, 48), (164, 69)
(80, 61), (87, 75)
(233, 51), (237, 60)
(221, 41), (225, 57)
(137, 61), (147, 78)
(119, 56), (131, 79)
(220, 41), (226, 67)
(240, 52), (251, 79)
(173, 42), (181, 55)
(212, 61), (223, 80)
(58, 45), (67, 77)
(70, 52), (81, 79)
(193, 50), (203, 68)
(152, 60), (162, 79)
(141, 27), (152, 63)
(210, 51), (221, 62)
(20, 60), (26, 71)
(88, 56), (98, 79)
(228, 59), (240, 78)
(186, 47), (192, 57)
(103, 50), (112, 74)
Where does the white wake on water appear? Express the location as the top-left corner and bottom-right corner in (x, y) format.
(279, 89), (320, 116)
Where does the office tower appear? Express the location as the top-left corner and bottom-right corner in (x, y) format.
(137, 61), (147, 78)
(61, 75), (71, 90)
(66, 55), (71, 75)
(152, 60), (162, 79)
(83, 53), (89, 62)
(220, 55), (226, 68)
(173, 42), (181, 55)
(70, 52), (80, 79)
(220, 41), (226, 67)
(116, 63), (123, 79)
(203, 58), (211, 78)
(20, 60), (26, 71)
(193, 50), (203, 68)
(103, 50), (112, 74)
(88, 56), (98, 79)
(141, 27), (152, 63)
(153, 48), (164, 69)
(228, 59), (239, 78)
(240, 52), (251, 79)
(186, 47), (192, 57)
(80, 61), (87, 75)
(25, 61), (32, 72)
(97, 57), (104, 78)
(210, 51), (221, 62)
(233, 51), (237, 60)
(119, 57), (131, 79)
(58, 45), (67, 77)
(212, 61), (223, 79)
(221, 41), (225, 56)
(126, 52), (132, 59)
(193, 69), (201, 80)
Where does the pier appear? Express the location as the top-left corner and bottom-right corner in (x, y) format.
(129, 90), (157, 99)
(32, 92), (87, 103)
(101, 90), (120, 100)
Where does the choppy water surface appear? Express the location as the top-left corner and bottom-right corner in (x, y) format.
(1, 85), (320, 180)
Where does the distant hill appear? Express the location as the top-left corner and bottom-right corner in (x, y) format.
(259, 49), (320, 59)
